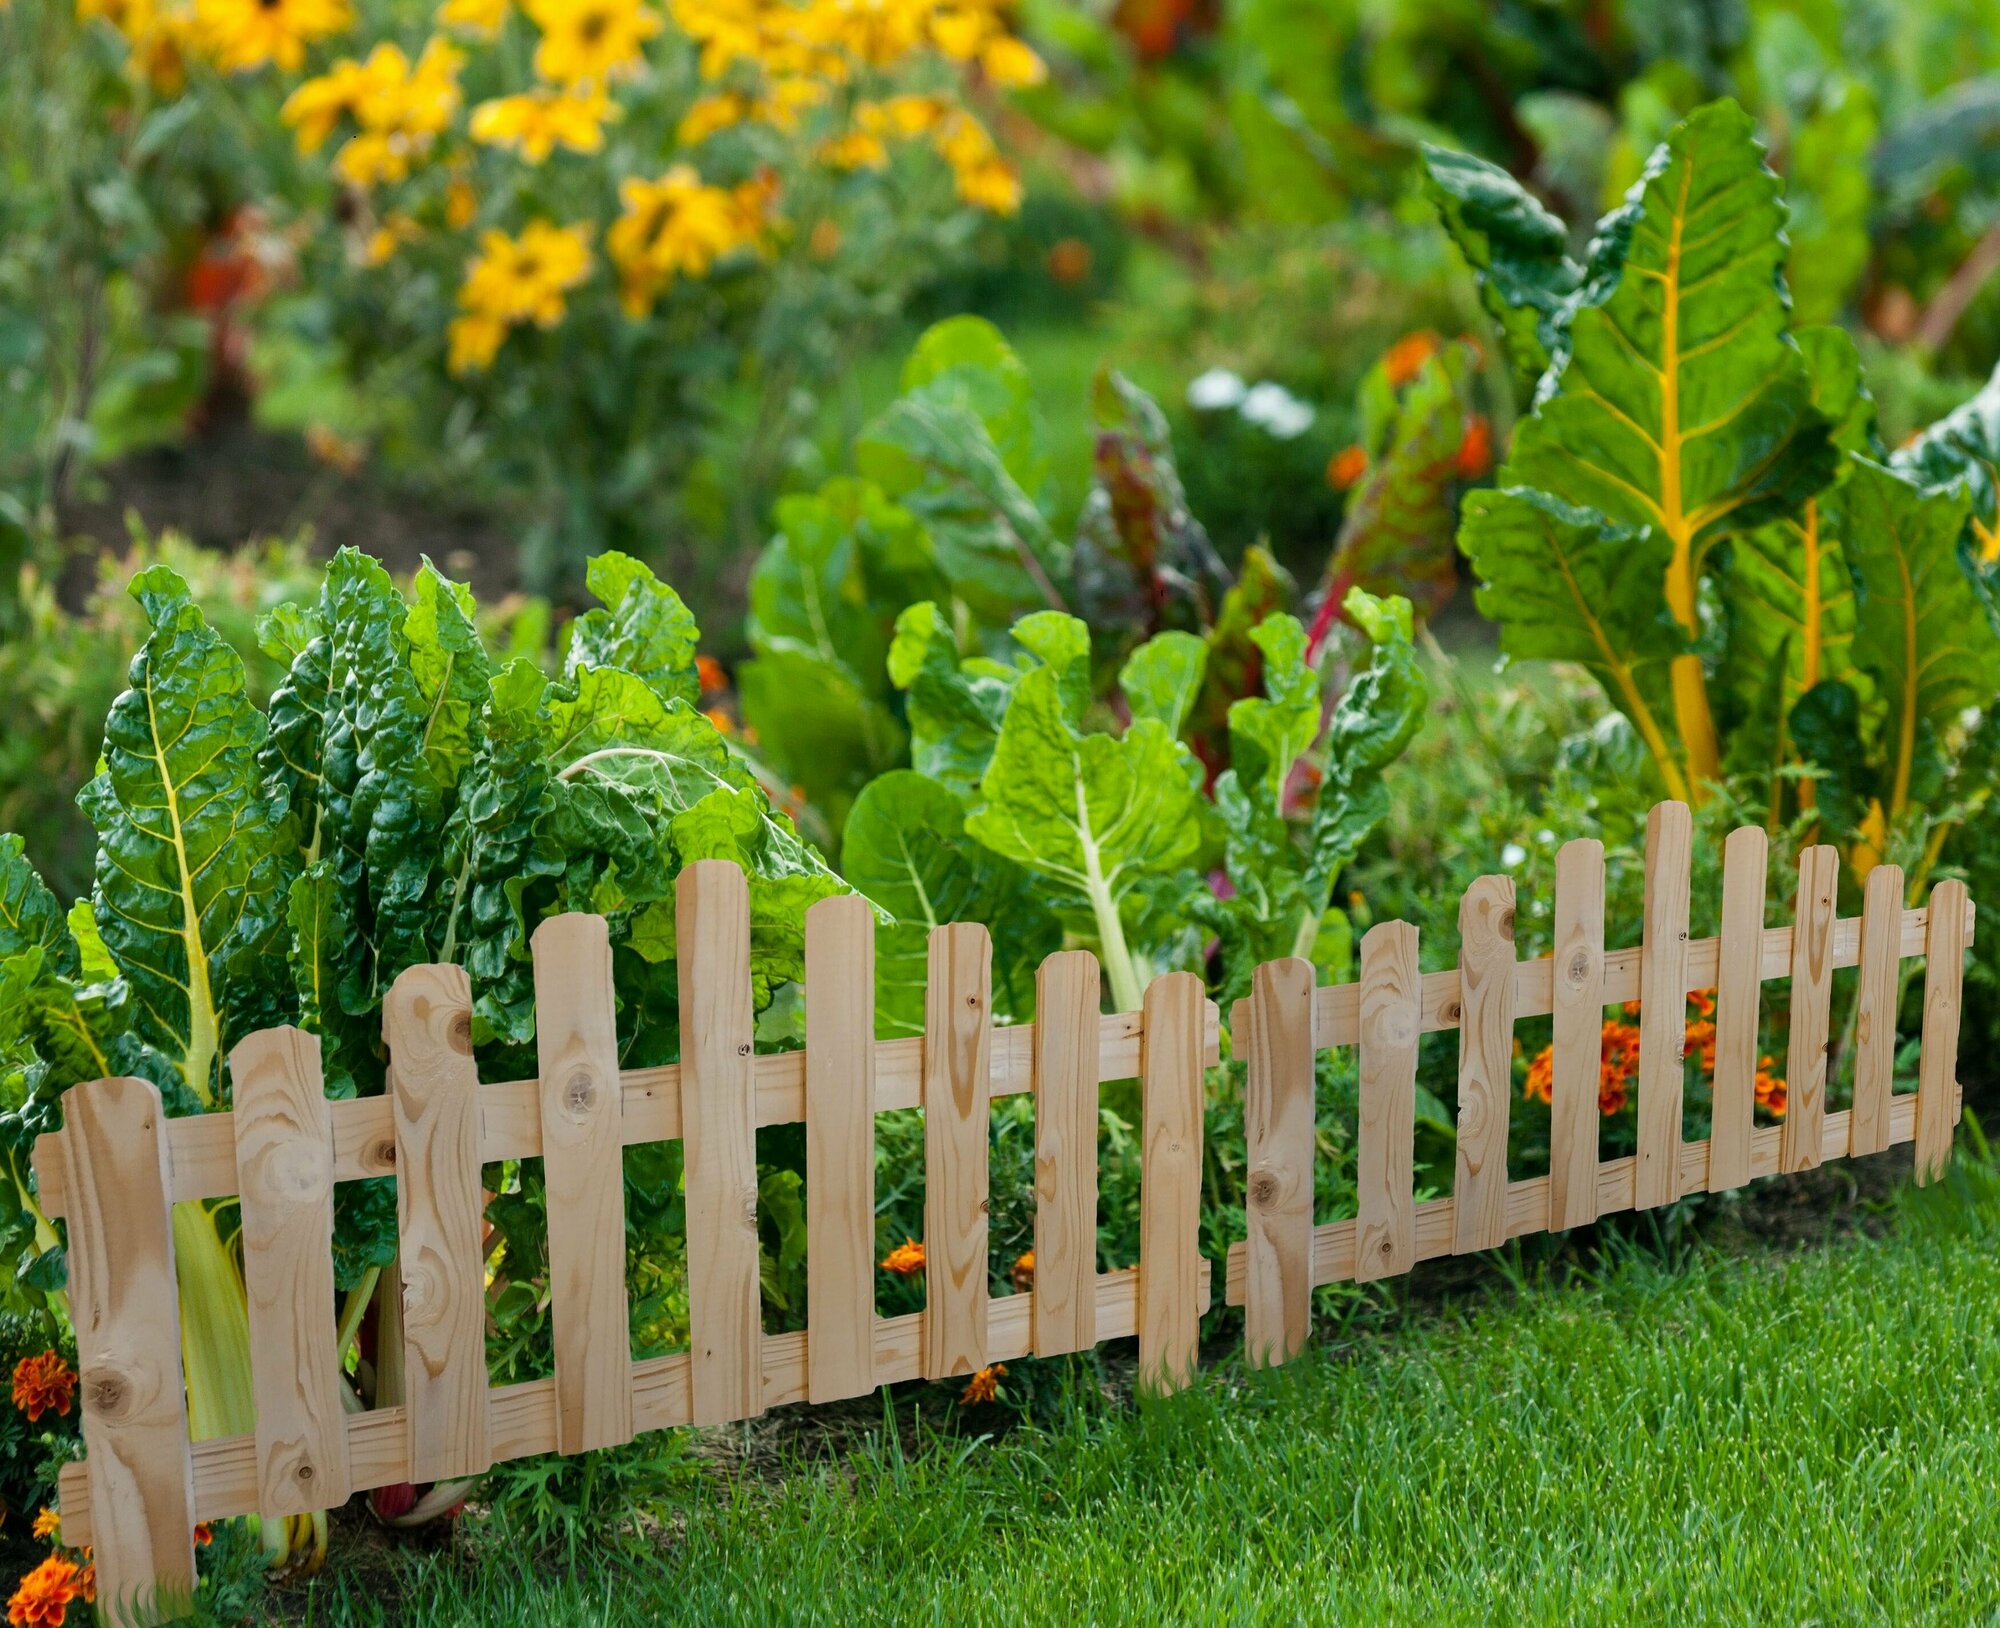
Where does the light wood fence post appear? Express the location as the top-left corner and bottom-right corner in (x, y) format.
(1453, 876), (1515, 1251)
(1243, 956), (1315, 1367)
(922, 923), (992, 1379)
(1635, 801), (1691, 1208)
(1033, 951), (1100, 1358)
(1780, 844), (1840, 1173)
(1915, 878), (1969, 1184)
(1355, 921), (1419, 1279)
(1137, 972), (1204, 1393)
(1709, 825), (1767, 1191)
(1549, 841), (1605, 1228)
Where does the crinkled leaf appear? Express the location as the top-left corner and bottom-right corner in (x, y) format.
(405, 560), (492, 792)
(841, 770), (1058, 1035)
(82, 565), (293, 1104)
(1226, 613), (1320, 807)
(1010, 610), (1092, 722)
(1420, 142), (1582, 386)
(1119, 631), (1207, 738)
(897, 315), (1045, 494)
(565, 550), (701, 709)
(1892, 361), (2000, 566)
(886, 601), (1018, 795)
(259, 606), (331, 844)
(0, 834), (76, 977)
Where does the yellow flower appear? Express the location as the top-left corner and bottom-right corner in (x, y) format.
(307, 40), (462, 187)
(445, 175), (479, 228)
(436, 0), (507, 32)
(364, 212), (421, 264)
(818, 126), (888, 171)
(877, 92), (944, 136)
(677, 91), (751, 145)
(283, 56), (377, 152)
(607, 163), (770, 313)
(448, 311), (508, 374)
(523, 0), (661, 86)
(979, 33), (1043, 88)
(196, 0), (352, 73)
(470, 85), (619, 162)
(459, 219), (594, 326)
(31, 1507), (60, 1542)
(124, 0), (200, 92)
(957, 159), (1021, 213)
(928, 1), (994, 61)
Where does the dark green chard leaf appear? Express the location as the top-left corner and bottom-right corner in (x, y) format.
(80, 565), (295, 1106)
(0, 833), (77, 975)
(841, 770), (1058, 1035)
(406, 560), (493, 792)
(259, 600), (331, 851)
(565, 549), (702, 709)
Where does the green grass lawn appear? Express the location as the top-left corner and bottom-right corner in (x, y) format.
(292, 1142), (2000, 1627)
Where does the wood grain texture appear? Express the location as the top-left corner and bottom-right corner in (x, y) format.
(1243, 956), (1316, 1367)
(532, 914), (633, 1455)
(1708, 825), (1767, 1192)
(804, 895), (877, 1403)
(1452, 876), (1516, 1252)
(1033, 951), (1100, 1358)
(676, 861), (764, 1425)
(58, 1076), (197, 1626)
(1137, 973), (1204, 1394)
(1915, 878), (1969, 1184)
(1355, 921), (1419, 1281)
(1848, 863), (1904, 1159)
(384, 964), (492, 1482)
(1779, 844), (1840, 1173)
(56, 1257), (1213, 1546)
(922, 923), (992, 1379)
(1635, 801), (1692, 1209)
(230, 1027), (352, 1522)
(1548, 840), (1605, 1230)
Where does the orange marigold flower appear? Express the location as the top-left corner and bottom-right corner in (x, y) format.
(193, 1522), (214, 1547)
(696, 653), (728, 694)
(1453, 413), (1492, 479)
(1684, 1018), (1717, 1073)
(1326, 444), (1367, 490)
(960, 1363), (1005, 1405)
(1383, 330), (1440, 387)
(1523, 1018), (1640, 1116)
(11, 1354), (75, 1424)
(7, 1555), (82, 1628)
(880, 1238), (925, 1275)
(73, 1565), (92, 1609)
(1010, 1250), (1035, 1292)
(1522, 1045), (1554, 1105)
(30, 1509), (58, 1543)
(1754, 1059), (1786, 1118)
(702, 706), (736, 738)
(1687, 987), (1716, 1017)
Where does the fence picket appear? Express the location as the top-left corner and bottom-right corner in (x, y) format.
(1138, 972), (1204, 1393)
(1849, 863), (1904, 1158)
(677, 860), (765, 1425)
(532, 914), (633, 1455)
(1549, 840), (1605, 1229)
(1243, 956), (1315, 1366)
(1709, 825), (1767, 1192)
(1635, 801), (1693, 1209)
(1355, 921), (1419, 1280)
(805, 895), (878, 1403)
(1453, 876), (1515, 1252)
(385, 964), (492, 1482)
(1915, 878), (1969, 1184)
(231, 1028), (352, 1521)
(1033, 951), (1101, 1357)
(59, 1076), (195, 1626)
(1780, 844), (1840, 1173)
(923, 923), (992, 1379)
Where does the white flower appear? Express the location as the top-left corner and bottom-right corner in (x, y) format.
(1240, 381), (1316, 439)
(1501, 842), (1527, 868)
(1186, 367), (1247, 411)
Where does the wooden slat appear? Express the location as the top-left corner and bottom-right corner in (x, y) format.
(1242, 956), (1315, 1367)
(230, 1028), (351, 1522)
(1137, 973), (1205, 1393)
(1033, 951), (1101, 1357)
(1355, 921), (1419, 1280)
(1452, 876), (1515, 1252)
(1548, 840), (1605, 1230)
(923, 923), (992, 1379)
(384, 964), (492, 1482)
(1223, 1097), (1921, 1303)
(1915, 878), (1969, 1184)
(677, 860), (764, 1425)
(804, 895), (877, 1403)
(1709, 825), (1767, 1192)
(56, 1258), (1213, 1545)
(532, 914), (633, 1455)
(58, 1076), (196, 1626)
(44, 899), (1971, 1222)
(1779, 844), (1840, 1173)
(1635, 801), (1692, 1209)
(1848, 863), (1903, 1159)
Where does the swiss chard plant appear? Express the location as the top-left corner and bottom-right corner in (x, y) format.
(1426, 99), (2000, 893)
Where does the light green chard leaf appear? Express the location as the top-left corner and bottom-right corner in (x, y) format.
(1835, 458), (1999, 819)
(80, 565), (294, 1105)
(841, 770), (1059, 1035)
(896, 315), (1046, 495)
(1460, 487), (1689, 793)
(1119, 631), (1207, 736)
(886, 601), (1019, 795)
(1225, 613), (1320, 806)
(565, 550), (702, 709)
(1892, 361), (2000, 566)
(405, 560), (493, 792)
(965, 665), (1204, 1011)
(1420, 143), (1582, 386)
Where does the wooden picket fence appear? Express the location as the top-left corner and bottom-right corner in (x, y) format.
(30, 862), (1220, 1624)
(1226, 805), (1974, 1364)
(27, 813), (1976, 1622)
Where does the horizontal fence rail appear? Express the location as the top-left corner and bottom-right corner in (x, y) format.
(37, 862), (1220, 1622)
(31, 822), (1975, 1622)
(1225, 808), (1974, 1357)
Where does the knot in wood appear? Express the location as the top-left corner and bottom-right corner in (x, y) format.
(296, 1463), (316, 1483)
(1497, 907), (1516, 937)
(1563, 948), (1593, 988)
(1441, 1000), (1462, 1025)
(275, 1142), (331, 1201)
(965, 994), (980, 1010)
(372, 1138), (397, 1169)
(562, 1067), (598, 1119)
(736, 1041), (752, 1057)
(448, 1011), (474, 1055)
(84, 1367), (132, 1421)
(1248, 1171), (1281, 1209)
